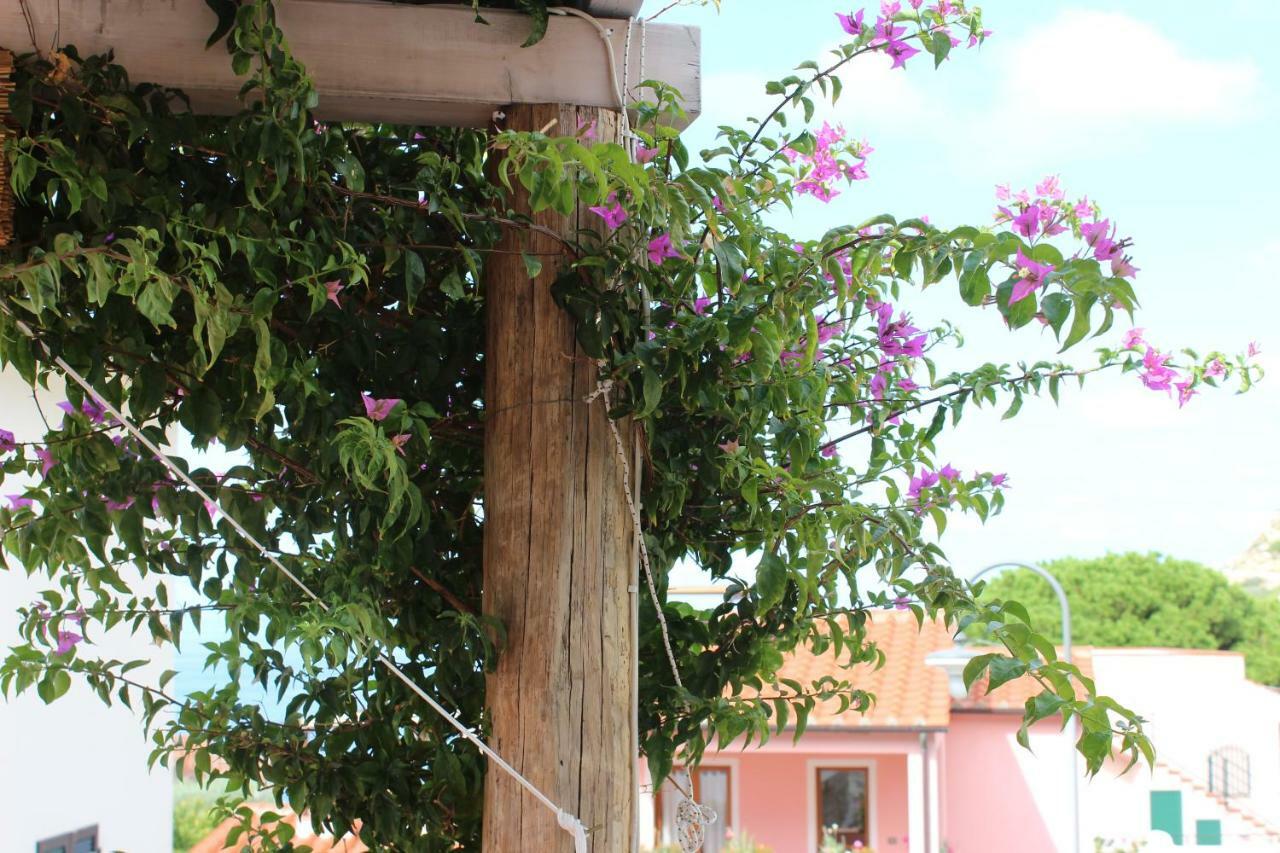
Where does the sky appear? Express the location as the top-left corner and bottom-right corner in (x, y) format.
(645, 0), (1280, 581)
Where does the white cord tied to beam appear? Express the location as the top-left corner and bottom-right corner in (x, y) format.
(0, 306), (591, 852)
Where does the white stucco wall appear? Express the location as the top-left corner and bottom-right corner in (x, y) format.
(0, 369), (172, 851)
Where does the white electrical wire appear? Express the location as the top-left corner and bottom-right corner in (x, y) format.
(0, 306), (589, 853)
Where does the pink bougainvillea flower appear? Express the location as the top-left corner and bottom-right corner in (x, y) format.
(1175, 379), (1197, 408)
(1205, 359), (1227, 379)
(897, 377), (920, 392)
(325, 280), (344, 308)
(55, 630), (82, 655)
(412, 131), (427, 141)
(634, 144), (660, 164)
(1110, 257), (1139, 279)
(647, 233), (681, 265)
(907, 469), (940, 500)
(1012, 206), (1040, 239)
(1140, 348), (1178, 392)
(34, 447), (57, 477)
(0, 429), (15, 453)
(872, 17), (906, 43)
(990, 473), (1009, 488)
(817, 320), (844, 346)
(58, 399), (109, 424)
(881, 1), (902, 15)
(692, 296), (713, 316)
(869, 369), (890, 400)
(821, 444), (838, 459)
(1248, 341), (1261, 358)
(1011, 248), (1054, 304)
(390, 433), (412, 455)
(6, 494), (33, 510)
(994, 183), (1011, 201)
(361, 393), (402, 422)
(1080, 218), (1110, 246)
(104, 496), (135, 512)
(711, 195), (725, 213)
(1035, 175), (1064, 200)
(1121, 328), (1146, 350)
(836, 9), (865, 35)
(576, 116), (597, 141)
(203, 499), (219, 520)
(884, 38), (921, 69)
(939, 463), (961, 481)
(588, 193), (628, 230)
(1080, 218), (1121, 261)
(892, 596), (912, 611)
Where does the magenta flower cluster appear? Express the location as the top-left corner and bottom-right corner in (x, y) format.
(994, 177), (1138, 306)
(838, 2), (991, 72)
(782, 123), (871, 203)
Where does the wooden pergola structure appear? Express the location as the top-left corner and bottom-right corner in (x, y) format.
(1, 2), (701, 851)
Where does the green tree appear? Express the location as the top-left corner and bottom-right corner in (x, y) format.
(979, 553), (1280, 685)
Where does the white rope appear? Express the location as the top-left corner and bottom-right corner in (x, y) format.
(1, 307), (589, 853)
(585, 376), (714, 849)
(586, 379), (683, 693)
(549, 6), (635, 142)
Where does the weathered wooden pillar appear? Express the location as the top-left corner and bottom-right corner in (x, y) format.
(483, 103), (639, 853)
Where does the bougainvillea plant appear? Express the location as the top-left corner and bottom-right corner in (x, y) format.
(0, 0), (1261, 848)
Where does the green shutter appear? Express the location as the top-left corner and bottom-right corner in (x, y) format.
(1151, 790), (1184, 844)
(1195, 819), (1222, 846)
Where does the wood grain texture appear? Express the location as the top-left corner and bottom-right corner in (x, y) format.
(482, 103), (639, 853)
(0, 1), (700, 128)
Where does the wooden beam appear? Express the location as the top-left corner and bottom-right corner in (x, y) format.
(0, 0), (699, 128)
(483, 103), (639, 852)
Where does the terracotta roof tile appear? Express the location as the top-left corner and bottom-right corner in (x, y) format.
(757, 611), (1095, 729)
(761, 611), (954, 729)
(954, 646), (1094, 713)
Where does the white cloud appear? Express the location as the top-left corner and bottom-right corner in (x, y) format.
(1000, 10), (1260, 125)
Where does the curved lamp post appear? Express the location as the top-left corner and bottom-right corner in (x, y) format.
(928, 561), (1079, 853)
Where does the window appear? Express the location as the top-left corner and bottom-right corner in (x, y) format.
(817, 767), (869, 848)
(655, 766), (732, 853)
(1207, 745), (1251, 799)
(36, 826), (98, 853)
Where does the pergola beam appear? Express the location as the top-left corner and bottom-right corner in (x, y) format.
(0, 0), (700, 128)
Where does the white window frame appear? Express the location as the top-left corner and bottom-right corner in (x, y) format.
(807, 757), (878, 852)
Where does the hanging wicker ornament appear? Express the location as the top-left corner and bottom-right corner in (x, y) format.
(673, 769), (718, 853)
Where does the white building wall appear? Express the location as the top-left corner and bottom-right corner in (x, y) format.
(0, 369), (173, 851)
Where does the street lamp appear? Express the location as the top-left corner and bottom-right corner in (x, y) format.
(925, 561), (1080, 853)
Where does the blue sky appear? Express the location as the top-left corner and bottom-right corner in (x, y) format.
(646, 0), (1280, 579)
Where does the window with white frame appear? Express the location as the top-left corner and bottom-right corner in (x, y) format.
(816, 767), (869, 848)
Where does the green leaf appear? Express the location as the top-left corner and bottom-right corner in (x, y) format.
(987, 656), (1029, 692)
(755, 553), (788, 612)
(404, 251), (427, 311)
(521, 252), (543, 280)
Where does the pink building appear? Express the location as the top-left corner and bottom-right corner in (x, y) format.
(641, 612), (1280, 853)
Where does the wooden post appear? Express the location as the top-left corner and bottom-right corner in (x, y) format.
(483, 103), (639, 852)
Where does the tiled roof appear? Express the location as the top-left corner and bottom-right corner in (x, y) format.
(758, 610), (1094, 729)
(953, 645), (1095, 713)
(189, 803), (368, 853)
